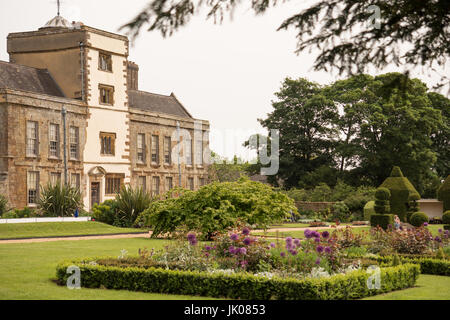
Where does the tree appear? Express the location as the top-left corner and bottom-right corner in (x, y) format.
(121, 0), (450, 87)
(256, 77), (338, 188)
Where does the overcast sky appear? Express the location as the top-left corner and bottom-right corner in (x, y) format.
(0, 0), (448, 160)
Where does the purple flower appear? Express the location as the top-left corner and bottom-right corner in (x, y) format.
(423, 222), (429, 226)
(290, 249), (298, 256)
(243, 237), (252, 246)
(228, 246), (236, 254)
(285, 237), (293, 244)
(294, 238), (301, 246)
(242, 227), (250, 235)
(314, 237), (320, 243)
(324, 246), (332, 254)
(270, 242), (276, 248)
(316, 245), (324, 253)
(187, 233), (196, 241)
(204, 245), (212, 251)
(321, 231), (330, 239)
(434, 236), (442, 243)
(312, 231), (320, 238)
(240, 260), (248, 267)
(315, 258), (321, 265)
(239, 247), (247, 255)
(445, 230), (449, 235)
(285, 242), (293, 250)
(189, 238), (198, 246)
(304, 229), (312, 239)
(205, 252), (210, 257)
(280, 252), (286, 257)
(438, 229), (442, 233)
(230, 233), (239, 241)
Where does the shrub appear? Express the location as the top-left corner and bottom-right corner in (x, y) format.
(114, 186), (153, 227)
(376, 256), (450, 276)
(38, 183), (82, 217)
(442, 211), (450, 225)
(91, 200), (118, 225)
(379, 166), (420, 222)
(139, 178), (297, 239)
(56, 259), (420, 300)
(0, 195), (9, 217)
(410, 212), (429, 227)
(363, 201), (375, 221)
(331, 201), (351, 222)
(370, 214), (394, 230)
(374, 187), (390, 214)
(375, 187), (390, 200)
(437, 175), (450, 211)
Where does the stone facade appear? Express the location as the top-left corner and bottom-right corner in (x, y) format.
(0, 17), (210, 211)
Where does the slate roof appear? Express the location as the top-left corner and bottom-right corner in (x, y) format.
(0, 61), (65, 97)
(128, 90), (192, 118)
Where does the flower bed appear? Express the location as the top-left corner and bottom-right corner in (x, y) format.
(56, 258), (419, 300)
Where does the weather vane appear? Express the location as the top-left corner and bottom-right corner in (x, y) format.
(57, 0), (61, 16)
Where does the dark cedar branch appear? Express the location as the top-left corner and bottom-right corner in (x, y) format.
(120, 0), (450, 90)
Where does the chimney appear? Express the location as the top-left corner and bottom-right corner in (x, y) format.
(127, 61), (139, 90)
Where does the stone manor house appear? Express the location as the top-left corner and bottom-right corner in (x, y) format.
(0, 15), (210, 211)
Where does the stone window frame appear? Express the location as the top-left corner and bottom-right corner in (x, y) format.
(49, 172), (62, 186)
(188, 177), (194, 191)
(198, 177), (205, 187)
(98, 52), (113, 72)
(99, 84), (115, 106)
(137, 133), (146, 164)
(138, 176), (146, 192)
(48, 123), (60, 159)
(70, 173), (81, 191)
(163, 136), (172, 165)
(26, 120), (39, 157)
(100, 132), (116, 156)
(165, 176), (173, 192)
(151, 134), (160, 165)
(151, 176), (160, 196)
(27, 171), (40, 206)
(185, 137), (193, 166)
(105, 173), (124, 195)
(69, 126), (80, 160)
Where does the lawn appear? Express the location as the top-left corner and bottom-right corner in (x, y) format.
(0, 222), (148, 240)
(0, 237), (215, 300)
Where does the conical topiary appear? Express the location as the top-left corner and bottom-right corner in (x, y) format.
(379, 166), (420, 222)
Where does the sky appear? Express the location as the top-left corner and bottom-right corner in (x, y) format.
(0, 0), (448, 161)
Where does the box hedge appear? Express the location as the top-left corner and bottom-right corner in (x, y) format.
(376, 256), (450, 276)
(363, 201), (375, 221)
(370, 214), (394, 230)
(409, 212), (429, 227)
(56, 258), (420, 300)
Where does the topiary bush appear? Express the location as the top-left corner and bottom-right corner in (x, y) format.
(379, 166), (421, 222)
(331, 201), (351, 222)
(374, 187), (390, 214)
(442, 210), (450, 225)
(410, 212), (429, 227)
(438, 175), (450, 211)
(363, 201), (375, 221)
(370, 214), (394, 230)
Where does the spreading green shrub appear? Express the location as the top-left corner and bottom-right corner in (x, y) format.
(438, 175), (450, 211)
(56, 258), (419, 300)
(1, 207), (39, 219)
(138, 178), (297, 239)
(331, 201), (351, 222)
(91, 200), (118, 225)
(370, 214), (394, 230)
(363, 201), (375, 221)
(379, 166), (420, 222)
(38, 183), (82, 217)
(442, 211), (450, 225)
(410, 212), (429, 227)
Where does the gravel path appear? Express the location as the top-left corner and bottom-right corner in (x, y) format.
(0, 232), (152, 244)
